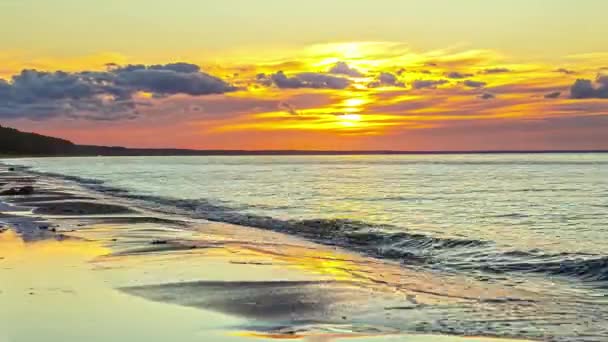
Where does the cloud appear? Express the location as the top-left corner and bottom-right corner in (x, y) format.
(368, 72), (405, 88)
(113, 64), (235, 96)
(266, 71), (350, 89)
(411, 79), (448, 89)
(570, 76), (608, 99)
(278, 101), (298, 115)
(0, 63), (236, 120)
(255, 73), (273, 86)
(544, 91), (561, 99)
(482, 68), (511, 74)
(555, 68), (576, 75)
(446, 71), (473, 79)
(463, 80), (487, 88)
(328, 62), (363, 77)
(478, 92), (495, 100)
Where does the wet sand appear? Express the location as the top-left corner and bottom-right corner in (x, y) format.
(0, 166), (536, 342)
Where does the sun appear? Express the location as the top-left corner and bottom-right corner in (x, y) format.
(338, 114), (362, 121)
(337, 114), (363, 127)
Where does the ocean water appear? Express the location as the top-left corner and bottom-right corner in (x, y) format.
(4, 154), (608, 340)
(11, 154), (608, 274)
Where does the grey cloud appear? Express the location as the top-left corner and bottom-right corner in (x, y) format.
(482, 68), (511, 74)
(411, 79), (448, 89)
(368, 72), (405, 88)
(268, 71), (350, 89)
(446, 71), (473, 79)
(463, 80), (487, 88)
(0, 63), (236, 121)
(478, 93), (495, 100)
(570, 76), (608, 99)
(544, 91), (561, 99)
(256, 73), (273, 86)
(297, 72), (350, 89)
(270, 71), (303, 88)
(328, 62), (363, 77)
(114, 67), (235, 96)
(149, 62), (201, 73)
(278, 101), (298, 115)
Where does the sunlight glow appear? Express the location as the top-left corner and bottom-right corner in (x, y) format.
(337, 113), (362, 127)
(338, 114), (362, 121)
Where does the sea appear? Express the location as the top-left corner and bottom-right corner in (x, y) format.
(4, 153), (608, 341)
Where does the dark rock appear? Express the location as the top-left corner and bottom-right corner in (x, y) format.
(33, 201), (133, 215)
(0, 185), (35, 196)
(151, 240), (169, 245)
(8, 167), (15, 171)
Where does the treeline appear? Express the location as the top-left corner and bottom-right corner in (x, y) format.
(0, 125), (76, 155)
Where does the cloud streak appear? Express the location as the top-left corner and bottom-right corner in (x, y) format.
(328, 62), (363, 77)
(368, 72), (405, 87)
(412, 79), (449, 89)
(260, 71), (351, 89)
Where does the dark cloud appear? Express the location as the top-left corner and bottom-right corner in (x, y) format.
(446, 71), (473, 79)
(478, 93), (495, 100)
(368, 72), (405, 88)
(555, 68), (576, 75)
(114, 66), (234, 96)
(544, 91), (561, 99)
(411, 79), (448, 89)
(482, 68), (511, 74)
(268, 71), (304, 88)
(0, 63), (236, 121)
(463, 80), (487, 88)
(267, 71), (350, 89)
(328, 62), (363, 77)
(278, 101), (298, 115)
(255, 73), (273, 87)
(148, 62), (201, 73)
(570, 76), (608, 99)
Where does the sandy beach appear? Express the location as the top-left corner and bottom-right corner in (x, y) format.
(0, 165), (546, 341)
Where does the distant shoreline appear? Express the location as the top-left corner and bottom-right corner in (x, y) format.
(3, 124), (608, 158)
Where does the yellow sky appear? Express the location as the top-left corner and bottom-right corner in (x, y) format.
(2, 0), (608, 58)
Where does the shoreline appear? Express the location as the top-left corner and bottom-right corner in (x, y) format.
(0, 165), (560, 341)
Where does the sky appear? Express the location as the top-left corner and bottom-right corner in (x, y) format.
(1, 0), (607, 151)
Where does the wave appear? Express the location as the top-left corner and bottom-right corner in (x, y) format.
(459, 253), (608, 283)
(18, 166), (608, 286)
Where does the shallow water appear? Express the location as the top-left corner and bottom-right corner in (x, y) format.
(4, 154), (608, 341)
